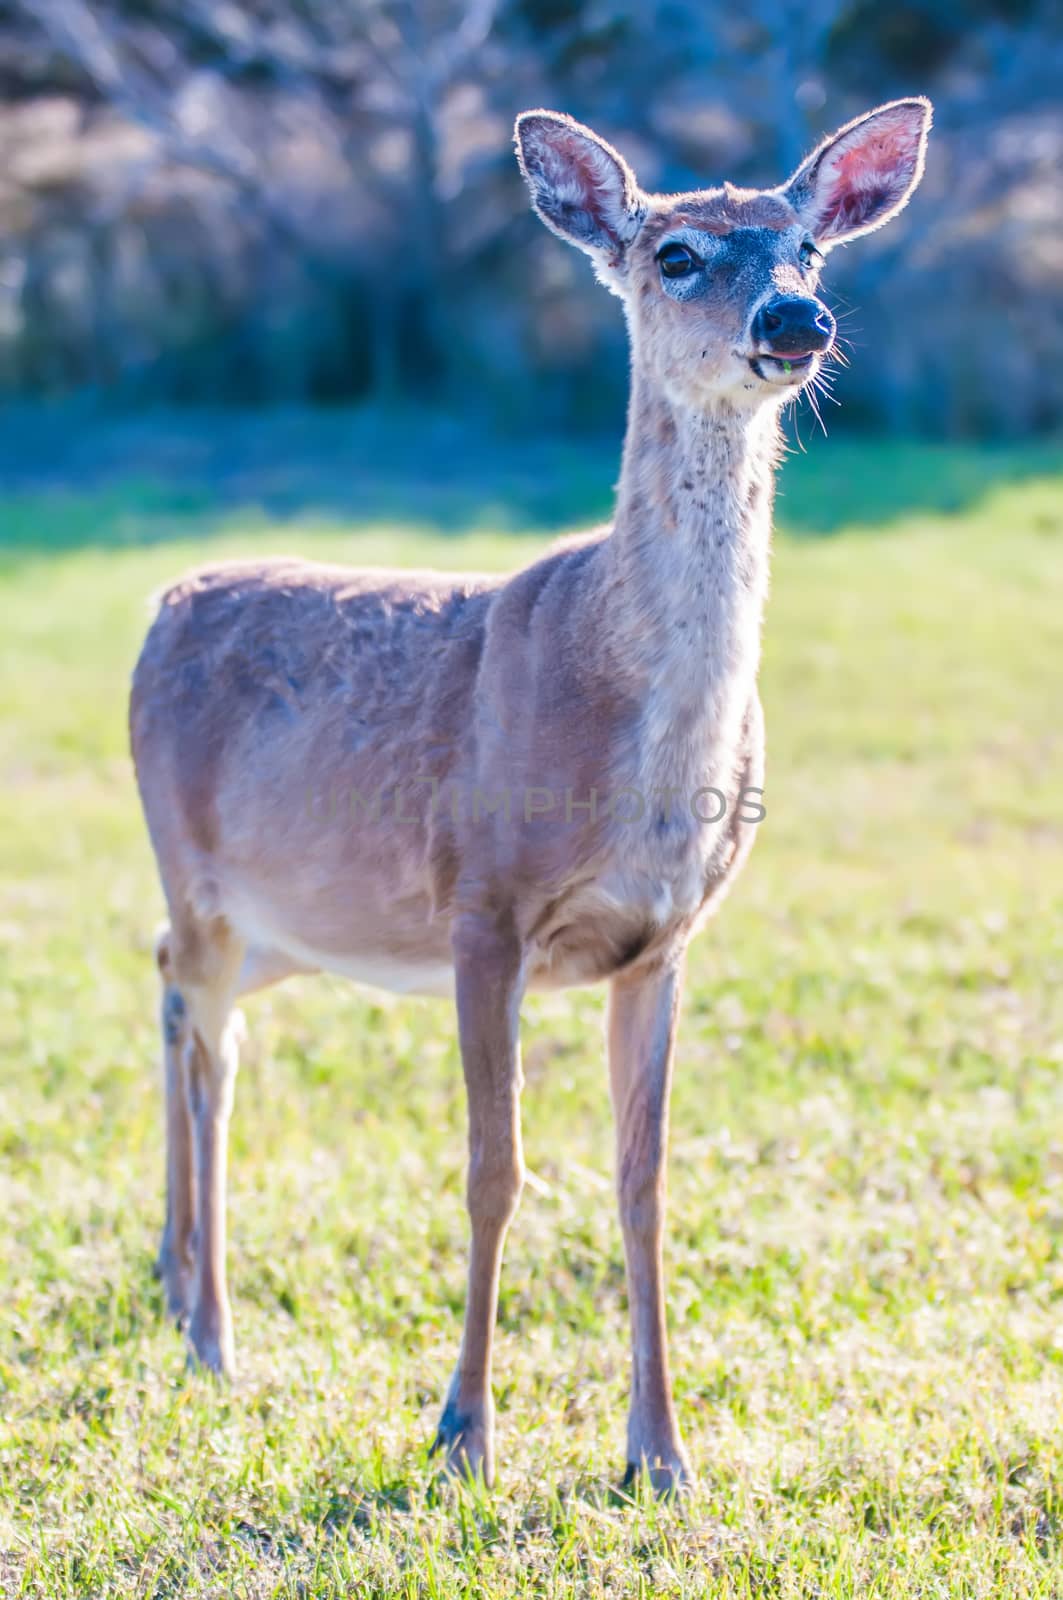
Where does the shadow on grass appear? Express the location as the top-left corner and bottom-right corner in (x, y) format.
(0, 400), (1059, 560)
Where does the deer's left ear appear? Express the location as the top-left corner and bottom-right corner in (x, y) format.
(782, 98), (932, 249)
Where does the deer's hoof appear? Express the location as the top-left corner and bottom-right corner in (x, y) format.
(430, 1401), (494, 1488)
(622, 1450), (692, 1498)
(186, 1307), (235, 1380)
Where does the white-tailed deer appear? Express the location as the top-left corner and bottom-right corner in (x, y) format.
(131, 98), (931, 1489)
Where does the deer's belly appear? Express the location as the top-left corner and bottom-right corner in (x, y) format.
(285, 941), (455, 997)
(223, 879), (456, 997)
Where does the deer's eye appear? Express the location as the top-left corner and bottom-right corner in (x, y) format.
(799, 239), (823, 269)
(657, 242), (700, 279)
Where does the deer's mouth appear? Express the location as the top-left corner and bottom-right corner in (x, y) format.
(749, 352), (818, 385)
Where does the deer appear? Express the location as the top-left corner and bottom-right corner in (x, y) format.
(130, 97), (931, 1491)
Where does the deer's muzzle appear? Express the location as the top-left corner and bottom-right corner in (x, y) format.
(752, 296), (836, 359)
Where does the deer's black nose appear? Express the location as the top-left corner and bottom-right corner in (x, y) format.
(752, 296), (835, 357)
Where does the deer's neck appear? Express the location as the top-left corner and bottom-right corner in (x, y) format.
(604, 378), (780, 789)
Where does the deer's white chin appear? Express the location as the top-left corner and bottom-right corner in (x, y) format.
(749, 352), (820, 387)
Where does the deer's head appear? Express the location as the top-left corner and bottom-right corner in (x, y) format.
(516, 100), (931, 410)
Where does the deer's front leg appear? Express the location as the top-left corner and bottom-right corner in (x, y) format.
(434, 912), (525, 1486)
(608, 954), (691, 1492)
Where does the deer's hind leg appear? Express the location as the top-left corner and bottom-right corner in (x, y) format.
(154, 911), (245, 1376)
(154, 926), (310, 1333)
(154, 926), (196, 1322)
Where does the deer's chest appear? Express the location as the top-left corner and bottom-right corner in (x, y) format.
(525, 737), (756, 990)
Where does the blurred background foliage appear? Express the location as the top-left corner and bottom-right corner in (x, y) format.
(0, 0), (1060, 436)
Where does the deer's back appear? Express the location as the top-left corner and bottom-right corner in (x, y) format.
(129, 557), (501, 965)
(131, 555), (497, 741)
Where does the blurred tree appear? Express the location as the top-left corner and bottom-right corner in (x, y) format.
(0, 0), (1060, 432)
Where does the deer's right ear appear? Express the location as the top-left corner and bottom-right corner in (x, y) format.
(515, 111), (646, 284)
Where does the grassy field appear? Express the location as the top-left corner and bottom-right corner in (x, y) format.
(2, 428), (1063, 1596)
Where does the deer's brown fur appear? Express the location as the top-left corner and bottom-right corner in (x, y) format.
(132, 96), (931, 1488)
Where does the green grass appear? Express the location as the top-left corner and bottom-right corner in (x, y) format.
(2, 433), (1063, 1596)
